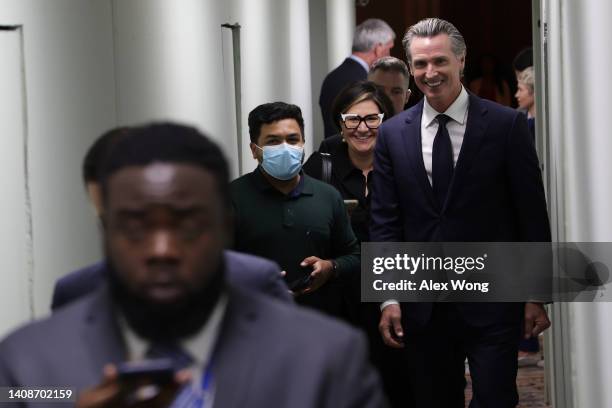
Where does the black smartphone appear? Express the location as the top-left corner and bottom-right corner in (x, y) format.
(116, 358), (176, 384)
(289, 274), (312, 292)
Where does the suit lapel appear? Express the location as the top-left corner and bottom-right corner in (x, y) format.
(81, 286), (126, 373)
(403, 101), (437, 208)
(444, 94), (489, 210)
(211, 288), (260, 408)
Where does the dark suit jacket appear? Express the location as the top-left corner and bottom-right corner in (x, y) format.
(0, 284), (387, 408)
(370, 94), (551, 328)
(51, 250), (292, 311)
(319, 58), (367, 138)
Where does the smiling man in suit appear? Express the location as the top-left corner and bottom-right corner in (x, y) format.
(0, 123), (386, 408)
(370, 18), (551, 408)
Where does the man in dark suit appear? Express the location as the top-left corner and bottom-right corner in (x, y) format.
(370, 18), (551, 408)
(319, 18), (395, 138)
(0, 123), (386, 407)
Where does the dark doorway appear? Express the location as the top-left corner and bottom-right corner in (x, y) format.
(356, 0), (532, 107)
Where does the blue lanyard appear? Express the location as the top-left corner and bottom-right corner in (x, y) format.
(199, 360), (214, 408)
(171, 359), (214, 408)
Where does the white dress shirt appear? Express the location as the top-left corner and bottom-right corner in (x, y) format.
(421, 86), (470, 184)
(381, 87), (470, 312)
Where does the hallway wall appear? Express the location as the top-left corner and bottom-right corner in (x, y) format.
(542, 0), (612, 406)
(113, 0), (316, 177)
(0, 0), (116, 332)
(0, 0), (335, 336)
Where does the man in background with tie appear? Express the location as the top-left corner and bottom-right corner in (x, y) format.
(370, 18), (551, 408)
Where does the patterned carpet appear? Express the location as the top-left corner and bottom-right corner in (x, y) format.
(465, 358), (551, 408)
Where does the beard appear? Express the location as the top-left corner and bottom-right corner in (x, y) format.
(106, 258), (225, 342)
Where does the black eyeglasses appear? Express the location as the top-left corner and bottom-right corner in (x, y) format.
(340, 113), (385, 129)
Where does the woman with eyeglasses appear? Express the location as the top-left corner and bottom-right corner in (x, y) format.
(304, 80), (394, 243)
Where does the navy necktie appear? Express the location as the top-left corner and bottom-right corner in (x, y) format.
(432, 114), (453, 209)
(146, 342), (194, 370)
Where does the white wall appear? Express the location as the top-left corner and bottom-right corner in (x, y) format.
(308, 0), (330, 147)
(542, 0), (612, 406)
(228, 0), (314, 172)
(0, 0), (116, 329)
(0, 28), (31, 335)
(0, 0), (354, 336)
(112, 0), (239, 176)
(114, 0), (316, 176)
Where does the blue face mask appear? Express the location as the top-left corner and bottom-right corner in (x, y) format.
(256, 143), (304, 180)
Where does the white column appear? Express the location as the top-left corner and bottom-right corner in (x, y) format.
(325, 0), (354, 71)
(230, 0), (315, 173)
(288, 0), (314, 154)
(544, 0), (612, 406)
(112, 0), (236, 167)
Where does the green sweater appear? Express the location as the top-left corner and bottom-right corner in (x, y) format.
(230, 168), (360, 284)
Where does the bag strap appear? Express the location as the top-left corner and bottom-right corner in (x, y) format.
(320, 152), (332, 185)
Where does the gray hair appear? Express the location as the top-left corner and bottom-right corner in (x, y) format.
(352, 19), (396, 53)
(402, 18), (466, 64)
(517, 66), (535, 94)
(369, 56), (410, 87)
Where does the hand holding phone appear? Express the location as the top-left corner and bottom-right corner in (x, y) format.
(297, 257), (335, 294)
(288, 265), (312, 293)
(76, 361), (191, 408)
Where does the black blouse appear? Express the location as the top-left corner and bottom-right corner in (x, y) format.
(303, 134), (372, 242)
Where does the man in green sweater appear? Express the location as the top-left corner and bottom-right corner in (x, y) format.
(230, 102), (360, 322)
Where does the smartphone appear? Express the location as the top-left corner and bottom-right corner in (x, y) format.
(289, 274), (312, 292)
(116, 358), (176, 384)
(287, 265), (312, 292)
(343, 199), (359, 212)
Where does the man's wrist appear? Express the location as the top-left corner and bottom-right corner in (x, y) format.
(327, 259), (339, 279)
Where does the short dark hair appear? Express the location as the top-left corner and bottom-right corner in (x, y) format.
(82, 127), (130, 184)
(331, 80), (395, 132)
(513, 47), (533, 72)
(100, 123), (230, 206)
(247, 102), (305, 144)
(369, 56), (410, 88)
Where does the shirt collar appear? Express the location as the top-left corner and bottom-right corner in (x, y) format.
(348, 54), (369, 73)
(423, 85), (469, 128)
(253, 166), (313, 196)
(119, 293), (228, 369)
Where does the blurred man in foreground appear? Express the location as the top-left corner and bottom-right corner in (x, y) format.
(0, 123), (386, 408)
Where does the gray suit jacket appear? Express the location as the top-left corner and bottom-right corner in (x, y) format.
(0, 284), (386, 407)
(51, 250), (292, 310)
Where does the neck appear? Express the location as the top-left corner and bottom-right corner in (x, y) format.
(262, 168), (300, 195)
(352, 51), (375, 67)
(348, 148), (373, 171)
(528, 105), (536, 118)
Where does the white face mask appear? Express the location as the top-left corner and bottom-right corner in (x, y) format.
(256, 143), (304, 180)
